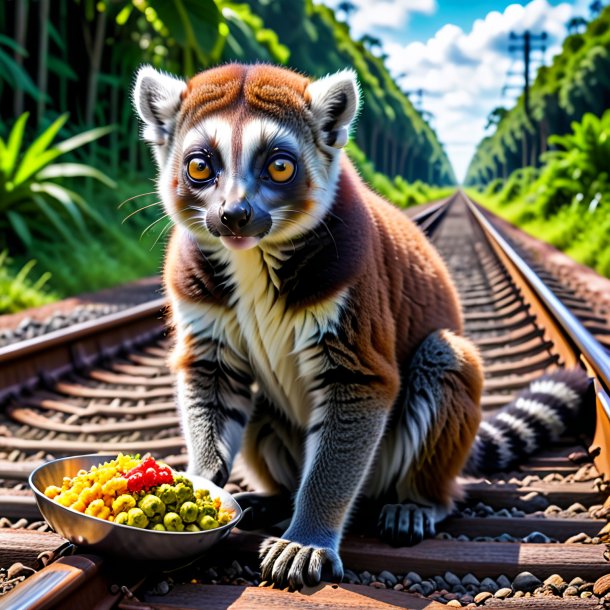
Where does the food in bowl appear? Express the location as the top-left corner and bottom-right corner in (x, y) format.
(43, 453), (234, 532)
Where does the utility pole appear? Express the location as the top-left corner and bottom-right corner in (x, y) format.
(505, 30), (547, 168)
(508, 30), (547, 119)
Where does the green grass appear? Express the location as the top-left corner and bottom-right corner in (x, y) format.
(468, 188), (610, 278)
(0, 251), (57, 314)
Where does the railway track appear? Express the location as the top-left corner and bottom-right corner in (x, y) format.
(1, 191), (610, 608)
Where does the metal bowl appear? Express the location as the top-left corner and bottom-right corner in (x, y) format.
(29, 454), (242, 561)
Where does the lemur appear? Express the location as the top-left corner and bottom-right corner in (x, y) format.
(133, 63), (590, 589)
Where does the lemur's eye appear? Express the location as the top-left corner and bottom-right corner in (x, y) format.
(266, 156), (296, 183)
(186, 157), (213, 183)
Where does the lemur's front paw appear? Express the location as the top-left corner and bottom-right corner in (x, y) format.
(378, 503), (436, 546)
(259, 537), (343, 590)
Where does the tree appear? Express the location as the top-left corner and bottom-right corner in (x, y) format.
(337, 1), (356, 22)
(485, 107), (509, 130)
(567, 16), (588, 34)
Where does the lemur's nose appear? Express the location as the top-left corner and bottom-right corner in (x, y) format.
(219, 200), (252, 232)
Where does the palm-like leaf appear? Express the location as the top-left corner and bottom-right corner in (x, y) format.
(0, 113), (115, 249)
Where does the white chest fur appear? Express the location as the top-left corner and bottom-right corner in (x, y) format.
(225, 248), (344, 428)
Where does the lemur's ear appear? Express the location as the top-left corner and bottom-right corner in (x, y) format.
(133, 65), (186, 146)
(306, 69), (360, 149)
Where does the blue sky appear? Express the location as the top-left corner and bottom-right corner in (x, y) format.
(320, 0), (592, 182)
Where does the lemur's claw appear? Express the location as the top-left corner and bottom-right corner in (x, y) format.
(378, 503), (436, 546)
(260, 538), (343, 590)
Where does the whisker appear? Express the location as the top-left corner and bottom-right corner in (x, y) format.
(141, 212), (172, 238)
(122, 201), (162, 223)
(118, 191), (157, 209)
(150, 218), (174, 251)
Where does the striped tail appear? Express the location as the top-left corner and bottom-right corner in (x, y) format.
(464, 368), (592, 476)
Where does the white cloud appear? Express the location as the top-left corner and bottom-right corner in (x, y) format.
(323, 0), (437, 38)
(383, 0), (576, 182)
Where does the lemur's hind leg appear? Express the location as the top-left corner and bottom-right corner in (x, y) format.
(237, 393), (302, 529)
(375, 330), (483, 546)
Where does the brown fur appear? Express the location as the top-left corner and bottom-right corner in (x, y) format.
(179, 64), (313, 136)
(160, 63), (484, 513)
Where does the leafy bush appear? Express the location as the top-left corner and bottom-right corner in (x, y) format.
(536, 111), (610, 216)
(497, 167), (539, 205)
(346, 142), (451, 208)
(0, 251), (55, 314)
(0, 112), (115, 250)
(474, 109), (610, 277)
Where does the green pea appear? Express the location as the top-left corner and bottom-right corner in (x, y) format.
(179, 501), (199, 523)
(163, 512), (184, 532)
(185, 523), (201, 532)
(156, 484), (177, 506)
(198, 503), (217, 518)
(126, 507), (149, 529)
(197, 514), (219, 530)
(174, 482), (193, 504)
(138, 494), (166, 518)
(152, 523), (166, 531)
(174, 474), (194, 490)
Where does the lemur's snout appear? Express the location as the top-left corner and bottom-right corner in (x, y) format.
(219, 200), (253, 233)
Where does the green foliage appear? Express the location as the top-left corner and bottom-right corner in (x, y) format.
(0, 251), (55, 314)
(0, 0), (450, 312)
(0, 112), (115, 250)
(496, 167), (539, 205)
(0, 34), (41, 102)
(346, 142), (453, 208)
(473, 109), (610, 277)
(465, 6), (610, 187)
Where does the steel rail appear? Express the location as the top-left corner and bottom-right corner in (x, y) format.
(0, 298), (167, 404)
(464, 192), (610, 479)
(410, 196), (453, 235)
(464, 195), (610, 386)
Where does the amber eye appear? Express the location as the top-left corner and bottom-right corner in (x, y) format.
(187, 157), (212, 182)
(266, 157), (296, 183)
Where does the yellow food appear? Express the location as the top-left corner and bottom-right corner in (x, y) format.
(43, 454), (235, 532)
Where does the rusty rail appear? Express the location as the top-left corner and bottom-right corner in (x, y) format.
(464, 194), (610, 480)
(0, 194), (610, 608)
(0, 298), (167, 404)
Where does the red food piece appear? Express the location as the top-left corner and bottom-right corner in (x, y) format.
(125, 457), (174, 491)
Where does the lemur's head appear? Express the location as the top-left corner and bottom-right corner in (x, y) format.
(133, 64), (359, 251)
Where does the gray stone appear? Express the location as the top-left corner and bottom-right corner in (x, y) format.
(496, 533), (516, 542)
(480, 577), (498, 593)
(378, 570), (397, 587)
(512, 571), (541, 593)
(420, 581), (436, 596)
(462, 573), (480, 587)
(445, 571), (462, 587)
(343, 569), (360, 584)
(496, 575), (512, 589)
(409, 584), (424, 595)
(523, 531), (551, 543)
(406, 571), (422, 584)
